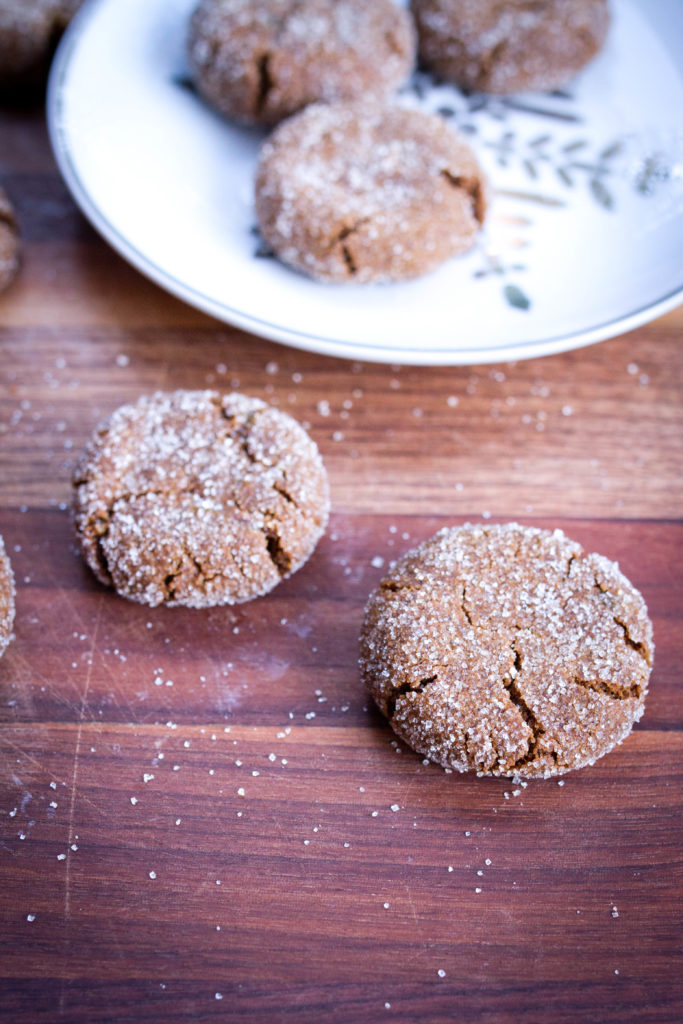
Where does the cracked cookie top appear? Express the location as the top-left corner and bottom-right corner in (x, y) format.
(0, 187), (20, 294)
(73, 390), (330, 608)
(410, 0), (610, 95)
(255, 101), (487, 284)
(360, 522), (653, 778)
(0, 534), (16, 658)
(188, 0), (416, 127)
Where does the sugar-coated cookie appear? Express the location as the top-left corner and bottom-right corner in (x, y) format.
(73, 390), (330, 608)
(255, 101), (487, 284)
(188, 0), (416, 126)
(360, 522), (653, 778)
(411, 0), (610, 94)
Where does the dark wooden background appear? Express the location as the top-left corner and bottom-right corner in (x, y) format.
(1, 103), (682, 1024)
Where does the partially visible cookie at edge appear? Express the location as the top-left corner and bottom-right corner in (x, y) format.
(410, 0), (610, 95)
(188, 0), (416, 126)
(73, 390), (330, 608)
(0, 0), (85, 94)
(255, 101), (487, 284)
(0, 534), (16, 658)
(0, 186), (20, 293)
(360, 522), (653, 778)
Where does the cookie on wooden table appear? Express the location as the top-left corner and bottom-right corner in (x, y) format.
(360, 522), (653, 778)
(0, 535), (16, 658)
(255, 101), (487, 284)
(0, 186), (19, 293)
(410, 0), (610, 95)
(188, 0), (416, 126)
(0, 0), (84, 94)
(73, 390), (330, 608)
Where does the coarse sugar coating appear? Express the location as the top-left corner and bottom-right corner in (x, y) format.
(360, 522), (653, 778)
(0, 187), (20, 293)
(255, 101), (487, 284)
(188, 0), (416, 127)
(410, 0), (610, 95)
(0, 534), (16, 658)
(73, 390), (330, 608)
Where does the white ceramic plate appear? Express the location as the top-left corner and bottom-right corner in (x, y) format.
(48, 0), (683, 365)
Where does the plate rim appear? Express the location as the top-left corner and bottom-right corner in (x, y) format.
(47, 0), (683, 366)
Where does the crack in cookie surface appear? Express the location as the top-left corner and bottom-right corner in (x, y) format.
(73, 390), (329, 607)
(360, 522), (653, 778)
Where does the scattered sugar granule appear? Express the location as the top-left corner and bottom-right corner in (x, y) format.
(611, 906), (619, 918)
(475, 887), (482, 894)
(26, 914), (35, 922)
(57, 853), (66, 861)
(143, 774), (154, 783)
(383, 902), (390, 909)
(130, 797), (138, 806)
(371, 556), (384, 569)
(149, 871), (157, 879)
(437, 969), (446, 978)
(215, 992), (223, 1000)
(390, 804), (399, 812)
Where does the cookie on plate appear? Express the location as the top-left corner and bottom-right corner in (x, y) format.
(410, 0), (610, 95)
(187, 0), (416, 126)
(0, 534), (16, 658)
(255, 101), (487, 284)
(73, 390), (330, 608)
(0, 0), (84, 94)
(0, 187), (20, 293)
(360, 522), (653, 778)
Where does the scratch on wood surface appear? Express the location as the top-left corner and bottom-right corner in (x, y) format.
(58, 595), (103, 1018)
(403, 883), (429, 954)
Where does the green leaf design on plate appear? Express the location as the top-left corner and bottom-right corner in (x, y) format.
(504, 284), (531, 311)
(590, 177), (614, 210)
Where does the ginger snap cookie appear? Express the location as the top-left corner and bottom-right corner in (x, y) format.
(0, 535), (16, 659)
(360, 523), (653, 778)
(0, 187), (20, 293)
(73, 390), (330, 608)
(188, 0), (415, 127)
(255, 101), (487, 284)
(411, 0), (610, 95)
(0, 0), (84, 92)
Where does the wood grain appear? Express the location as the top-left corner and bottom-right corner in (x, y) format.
(1, 108), (682, 1024)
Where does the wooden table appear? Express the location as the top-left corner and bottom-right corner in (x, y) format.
(1, 104), (682, 1024)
